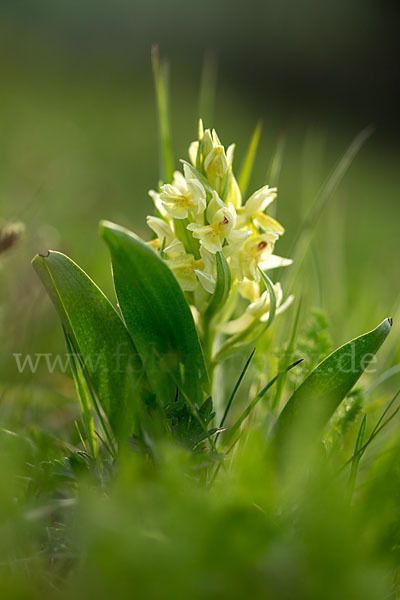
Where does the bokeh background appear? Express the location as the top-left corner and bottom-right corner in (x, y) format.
(0, 0), (399, 430)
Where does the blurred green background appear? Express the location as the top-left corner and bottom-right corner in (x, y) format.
(0, 0), (398, 427)
(0, 4), (399, 598)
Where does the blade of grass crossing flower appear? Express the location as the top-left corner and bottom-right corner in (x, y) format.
(100, 220), (209, 407)
(275, 318), (392, 441)
(348, 414), (367, 497)
(152, 45), (174, 183)
(238, 120), (263, 197)
(222, 359), (303, 449)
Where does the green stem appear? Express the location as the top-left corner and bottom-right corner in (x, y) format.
(202, 312), (215, 383)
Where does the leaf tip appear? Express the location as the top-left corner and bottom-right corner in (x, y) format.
(99, 220), (119, 244)
(32, 250), (53, 270)
(388, 317), (393, 327)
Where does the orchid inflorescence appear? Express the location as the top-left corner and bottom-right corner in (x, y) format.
(146, 121), (293, 348)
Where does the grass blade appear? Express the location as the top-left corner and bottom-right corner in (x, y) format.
(222, 359), (303, 448)
(238, 120), (263, 197)
(272, 299), (302, 410)
(341, 388), (400, 472)
(265, 132), (286, 187)
(218, 348), (256, 433)
(284, 126), (374, 288)
(198, 52), (217, 124)
(348, 414), (367, 496)
(152, 45), (174, 183)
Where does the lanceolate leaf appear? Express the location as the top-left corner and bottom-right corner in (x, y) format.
(32, 251), (149, 435)
(100, 221), (209, 407)
(276, 318), (392, 437)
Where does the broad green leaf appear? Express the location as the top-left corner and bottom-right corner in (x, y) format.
(100, 220), (209, 407)
(32, 251), (148, 435)
(205, 251), (231, 319)
(238, 119), (263, 197)
(276, 318), (392, 438)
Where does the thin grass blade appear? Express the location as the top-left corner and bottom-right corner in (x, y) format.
(152, 45), (174, 183)
(222, 359), (303, 448)
(348, 414), (367, 496)
(218, 348), (256, 434)
(238, 120), (263, 197)
(198, 52), (217, 124)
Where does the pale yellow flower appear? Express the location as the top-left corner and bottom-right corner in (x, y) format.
(146, 122), (292, 324)
(219, 283), (293, 335)
(237, 278), (260, 302)
(194, 247), (217, 293)
(146, 216), (175, 246)
(160, 170), (206, 219)
(165, 253), (202, 292)
(231, 234), (292, 281)
(187, 194), (246, 254)
(240, 185), (284, 237)
(204, 146), (229, 185)
(148, 189), (169, 218)
(188, 141), (199, 166)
